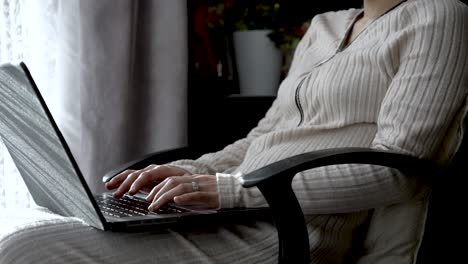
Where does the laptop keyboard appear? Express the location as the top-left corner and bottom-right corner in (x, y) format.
(95, 194), (188, 218)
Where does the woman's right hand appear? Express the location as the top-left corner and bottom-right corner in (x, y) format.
(105, 165), (189, 199)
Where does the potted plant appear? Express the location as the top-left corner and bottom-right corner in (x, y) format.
(224, 0), (310, 95)
(229, 1), (282, 95)
(195, 0), (310, 95)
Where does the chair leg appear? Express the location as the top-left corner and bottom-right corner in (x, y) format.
(258, 181), (310, 264)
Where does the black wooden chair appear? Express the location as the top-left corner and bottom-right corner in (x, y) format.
(108, 116), (467, 263)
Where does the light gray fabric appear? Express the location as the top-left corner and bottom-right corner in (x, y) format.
(54, 0), (188, 193)
(0, 207), (278, 264)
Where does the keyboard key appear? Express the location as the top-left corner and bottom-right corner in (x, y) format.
(96, 194), (188, 217)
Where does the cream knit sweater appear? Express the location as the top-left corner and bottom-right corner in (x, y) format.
(172, 0), (468, 261)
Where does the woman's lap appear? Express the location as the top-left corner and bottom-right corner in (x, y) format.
(0, 207), (278, 264)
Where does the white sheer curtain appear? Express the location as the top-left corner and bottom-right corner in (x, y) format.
(0, 0), (57, 208)
(0, 0), (188, 208)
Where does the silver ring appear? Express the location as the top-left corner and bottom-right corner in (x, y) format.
(191, 181), (200, 192)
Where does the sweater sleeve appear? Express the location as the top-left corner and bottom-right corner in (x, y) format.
(237, 0), (468, 214)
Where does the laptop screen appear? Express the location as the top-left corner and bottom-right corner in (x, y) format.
(0, 63), (105, 230)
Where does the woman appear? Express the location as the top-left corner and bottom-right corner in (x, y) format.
(4, 0), (468, 263)
(104, 0), (468, 262)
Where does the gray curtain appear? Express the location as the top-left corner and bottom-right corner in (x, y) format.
(51, 0), (188, 193)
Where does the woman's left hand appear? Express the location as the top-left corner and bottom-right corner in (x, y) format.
(146, 174), (219, 211)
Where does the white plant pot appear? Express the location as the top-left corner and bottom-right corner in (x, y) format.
(233, 30), (282, 96)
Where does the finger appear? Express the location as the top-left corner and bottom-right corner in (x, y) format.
(105, 170), (135, 190)
(145, 177), (172, 202)
(129, 165), (179, 196)
(114, 165), (164, 197)
(148, 183), (193, 211)
(112, 171), (142, 199)
(174, 192), (219, 209)
(128, 169), (159, 195)
(146, 175), (192, 202)
(146, 184), (160, 202)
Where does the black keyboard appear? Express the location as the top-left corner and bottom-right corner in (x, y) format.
(95, 194), (188, 218)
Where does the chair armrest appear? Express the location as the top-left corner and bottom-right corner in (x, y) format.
(241, 147), (441, 264)
(102, 147), (198, 183)
(242, 147), (438, 187)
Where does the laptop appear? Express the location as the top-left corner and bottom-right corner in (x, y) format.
(0, 62), (270, 231)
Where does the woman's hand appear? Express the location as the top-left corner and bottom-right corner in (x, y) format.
(105, 165), (219, 211)
(146, 174), (219, 211)
(105, 164), (188, 199)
